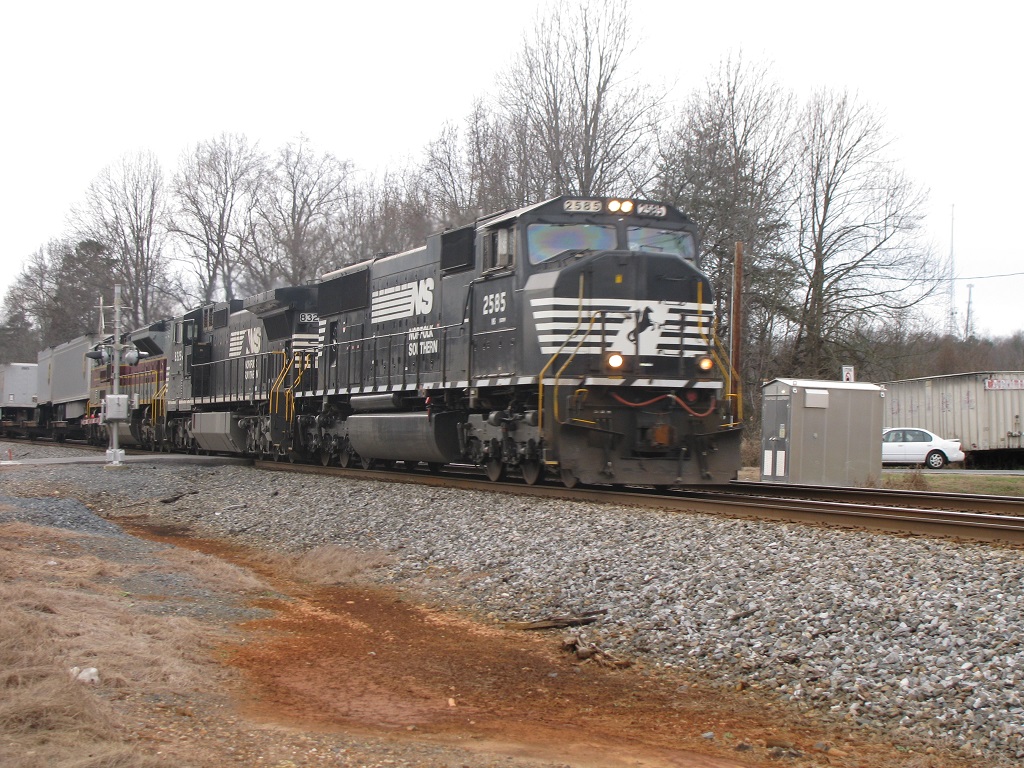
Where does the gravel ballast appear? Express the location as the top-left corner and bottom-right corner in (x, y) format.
(2, 444), (1023, 764)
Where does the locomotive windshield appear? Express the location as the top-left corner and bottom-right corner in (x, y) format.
(526, 221), (697, 264)
(627, 226), (696, 261)
(526, 223), (617, 264)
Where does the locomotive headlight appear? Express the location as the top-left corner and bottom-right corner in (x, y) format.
(620, 200), (634, 213)
(607, 199), (621, 213)
(606, 352), (625, 370)
(697, 356), (714, 372)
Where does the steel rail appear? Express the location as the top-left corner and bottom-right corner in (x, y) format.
(728, 480), (1024, 518)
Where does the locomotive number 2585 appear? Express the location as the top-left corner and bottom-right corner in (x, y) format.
(482, 291), (507, 315)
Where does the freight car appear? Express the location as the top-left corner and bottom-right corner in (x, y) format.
(40, 195), (745, 487)
(33, 335), (102, 441)
(883, 371), (1024, 468)
(0, 362), (38, 435)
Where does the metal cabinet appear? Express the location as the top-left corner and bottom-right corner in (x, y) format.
(761, 378), (884, 487)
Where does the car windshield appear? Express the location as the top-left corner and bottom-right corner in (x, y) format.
(526, 223), (617, 264)
(627, 226), (696, 260)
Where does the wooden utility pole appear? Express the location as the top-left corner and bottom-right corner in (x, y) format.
(730, 242), (743, 420)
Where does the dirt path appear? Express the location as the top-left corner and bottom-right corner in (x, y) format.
(2, 483), (987, 768)
(106, 518), (972, 768)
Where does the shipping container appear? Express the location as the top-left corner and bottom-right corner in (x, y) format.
(882, 372), (1024, 464)
(0, 363), (38, 410)
(36, 334), (101, 420)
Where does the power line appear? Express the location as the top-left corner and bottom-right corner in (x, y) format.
(949, 271), (1024, 281)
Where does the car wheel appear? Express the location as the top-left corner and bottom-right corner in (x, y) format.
(925, 450), (946, 469)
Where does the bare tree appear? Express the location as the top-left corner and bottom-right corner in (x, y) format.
(72, 151), (174, 327)
(787, 90), (937, 378)
(499, 0), (660, 197)
(255, 137), (351, 288)
(423, 100), (535, 225)
(170, 133), (267, 303)
(653, 57), (796, 414)
(333, 168), (435, 267)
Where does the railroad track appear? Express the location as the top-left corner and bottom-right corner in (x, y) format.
(6, 436), (1022, 544)
(5, 435), (1022, 545)
(255, 460), (1024, 546)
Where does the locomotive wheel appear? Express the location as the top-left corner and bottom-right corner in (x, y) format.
(403, 460), (419, 472)
(560, 468), (579, 489)
(484, 458), (505, 482)
(338, 448), (353, 468)
(320, 449), (333, 467)
(360, 456), (374, 470)
(521, 459), (543, 486)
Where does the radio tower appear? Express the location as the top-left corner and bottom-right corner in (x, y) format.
(946, 204), (957, 337)
(965, 283), (974, 341)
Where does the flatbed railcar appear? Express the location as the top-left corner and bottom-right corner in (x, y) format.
(33, 195), (745, 487)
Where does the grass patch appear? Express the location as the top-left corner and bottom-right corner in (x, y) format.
(883, 472), (1024, 496)
(0, 522), (236, 768)
(883, 469), (930, 491)
(268, 544), (391, 586)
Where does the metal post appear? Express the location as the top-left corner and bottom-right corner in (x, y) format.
(106, 285), (125, 466)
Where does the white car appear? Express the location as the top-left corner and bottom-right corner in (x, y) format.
(882, 428), (966, 469)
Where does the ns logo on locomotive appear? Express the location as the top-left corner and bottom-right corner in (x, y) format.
(8, 196), (743, 488)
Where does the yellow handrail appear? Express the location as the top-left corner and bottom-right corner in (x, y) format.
(537, 274), (588, 453)
(693, 282), (743, 424)
(269, 351), (291, 421)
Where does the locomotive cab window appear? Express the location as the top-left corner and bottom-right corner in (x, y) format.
(627, 226), (696, 261)
(526, 223), (616, 265)
(174, 320), (195, 345)
(483, 227), (514, 271)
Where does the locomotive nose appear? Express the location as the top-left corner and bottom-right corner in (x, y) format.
(576, 250), (706, 302)
(539, 249), (714, 379)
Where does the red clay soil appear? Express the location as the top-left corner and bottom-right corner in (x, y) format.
(126, 523), (975, 768)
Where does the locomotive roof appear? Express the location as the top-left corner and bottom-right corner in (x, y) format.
(476, 198), (552, 229)
(476, 195), (690, 229)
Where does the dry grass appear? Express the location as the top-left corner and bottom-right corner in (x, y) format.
(882, 471), (1024, 496)
(0, 586), (166, 767)
(150, 547), (269, 592)
(739, 433), (761, 469)
(267, 544), (391, 586)
(0, 522), (237, 768)
(883, 468), (930, 491)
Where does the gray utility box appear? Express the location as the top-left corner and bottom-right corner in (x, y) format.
(761, 378), (884, 487)
(102, 394), (130, 422)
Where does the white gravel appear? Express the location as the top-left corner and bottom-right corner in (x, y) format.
(2, 442), (1023, 764)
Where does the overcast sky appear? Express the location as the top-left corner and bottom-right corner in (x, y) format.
(2, 1), (1020, 337)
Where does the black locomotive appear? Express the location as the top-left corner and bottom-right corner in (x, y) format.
(13, 196), (743, 487)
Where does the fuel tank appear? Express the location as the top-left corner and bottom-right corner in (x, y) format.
(346, 411), (463, 464)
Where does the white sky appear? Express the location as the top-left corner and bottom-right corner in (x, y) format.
(2, 1), (1021, 337)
